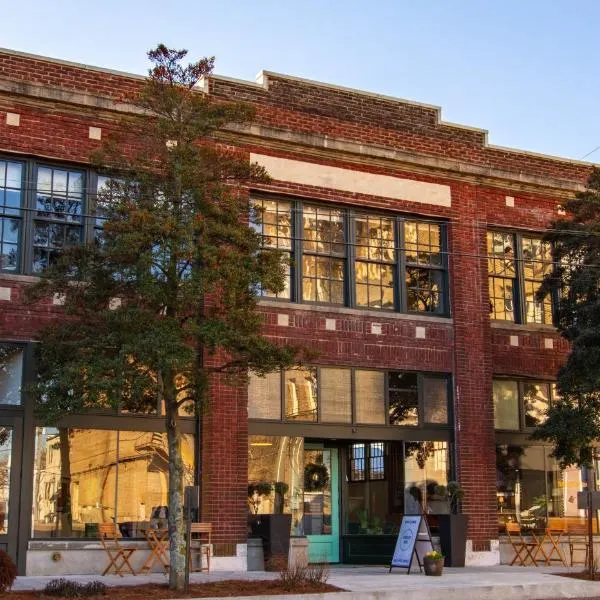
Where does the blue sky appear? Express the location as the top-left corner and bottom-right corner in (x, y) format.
(1, 0), (598, 161)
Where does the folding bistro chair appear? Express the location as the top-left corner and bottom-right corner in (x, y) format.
(568, 522), (590, 567)
(188, 523), (212, 572)
(540, 518), (568, 566)
(506, 522), (539, 566)
(99, 523), (137, 576)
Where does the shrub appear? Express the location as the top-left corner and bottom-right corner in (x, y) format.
(0, 549), (17, 592)
(44, 578), (106, 597)
(278, 561), (329, 591)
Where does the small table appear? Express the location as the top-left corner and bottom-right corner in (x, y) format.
(139, 528), (169, 574)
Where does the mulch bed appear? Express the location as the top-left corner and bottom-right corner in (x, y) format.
(556, 571), (600, 582)
(7, 580), (342, 599)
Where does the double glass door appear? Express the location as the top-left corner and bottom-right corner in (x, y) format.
(0, 418), (21, 563)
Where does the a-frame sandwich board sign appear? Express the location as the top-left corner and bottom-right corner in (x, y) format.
(389, 515), (434, 574)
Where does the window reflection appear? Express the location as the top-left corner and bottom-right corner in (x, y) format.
(496, 444), (584, 532)
(0, 428), (12, 534)
(0, 160), (23, 272)
(487, 231), (516, 321)
(32, 428), (194, 538)
(388, 372), (418, 426)
(0, 343), (23, 405)
(285, 368), (317, 421)
(493, 380), (520, 430)
(248, 436), (304, 535)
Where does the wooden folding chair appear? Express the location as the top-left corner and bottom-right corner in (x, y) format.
(506, 522), (538, 566)
(99, 523), (137, 576)
(188, 523), (212, 572)
(568, 522), (590, 567)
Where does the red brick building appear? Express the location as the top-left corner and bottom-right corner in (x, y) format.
(0, 48), (592, 573)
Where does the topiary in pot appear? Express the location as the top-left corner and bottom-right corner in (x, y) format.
(0, 549), (17, 592)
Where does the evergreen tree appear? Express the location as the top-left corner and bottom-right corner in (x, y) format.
(532, 168), (600, 573)
(27, 45), (306, 589)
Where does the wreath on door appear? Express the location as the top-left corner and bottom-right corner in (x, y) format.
(304, 462), (330, 492)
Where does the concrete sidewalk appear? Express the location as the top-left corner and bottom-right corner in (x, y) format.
(11, 565), (600, 599)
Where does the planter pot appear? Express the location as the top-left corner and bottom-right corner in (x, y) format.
(436, 514), (469, 567)
(423, 556), (444, 576)
(248, 514), (292, 571)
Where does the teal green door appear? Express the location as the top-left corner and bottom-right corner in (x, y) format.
(303, 447), (339, 563)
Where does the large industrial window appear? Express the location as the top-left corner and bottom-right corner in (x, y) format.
(248, 367), (451, 428)
(487, 230), (553, 325)
(251, 196), (449, 315)
(493, 378), (555, 431)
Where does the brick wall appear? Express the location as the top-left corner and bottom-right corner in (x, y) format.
(0, 48), (582, 553)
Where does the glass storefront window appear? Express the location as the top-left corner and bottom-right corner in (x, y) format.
(248, 436), (304, 535)
(496, 443), (584, 533)
(345, 440), (449, 536)
(32, 428), (194, 538)
(404, 441), (449, 516)
(423, 376), (448, 424)
(285, 368), (317, 421)
(0, 427), (12, 534)
(248, 371), (281, 420)
(388, 372), (418, 426)
(493, 380), (520, 430)
(320, 368), (351, 423)
(355, 370), (385, 424)
(523, 382), (550, 428)
(0, 343), (23, 405)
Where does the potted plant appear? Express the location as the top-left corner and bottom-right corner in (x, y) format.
(434, 481), (468, 567)
(423, 550), (444, 576)
(247, 481), (292, 571)
(273, 481), (289, 514)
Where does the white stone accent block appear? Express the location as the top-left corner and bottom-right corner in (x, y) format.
(415, 326), (426, 339)
(277, 313), (289, 327)
(557, 207), (566, 216)
(166, 139), (178, 149)
(88, 126), (102, 140)
(5, 112), (20, 126)
(109, 297), (122, 310)
(0, 287), (11, 301)
(544, 338), (554, 349)
(371, 323), (382, 335)
(251, 153), (452, 207)
(505, 196), (515, 207)
(52, 293), (66, 306)
(325, 318), (336, 331)
(510, 335), (519, 347)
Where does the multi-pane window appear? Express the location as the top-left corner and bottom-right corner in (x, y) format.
(0, 160), (23, 272)
(487, 231), (554, 324)
(302, 206), (345, 304)
(251, 198), (293, 299)
(522, 237), (553, 324)
(404, 221), (445, 313)
(349, 443), (385, 482)
(248, 367), (450, 428)
(388, 372), (418, 426)
(0, 343), (23, 405)
(251, 197), (449, 316)
(33, 167), (85, 273)
(488, 231), (516, 321)
(354, 215), (395, 309)
(493, 379), (554, 431)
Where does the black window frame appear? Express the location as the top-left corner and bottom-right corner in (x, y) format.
(493, 377), (556, 433)
(487, 229), (555, 326)
(0, 156), (109, 276)
(248, 366), (452, 430)
(348, 441), (387, 482)
(251, 194), (450, 317)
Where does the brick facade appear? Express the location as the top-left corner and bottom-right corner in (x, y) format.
(0, 48), (592, 565)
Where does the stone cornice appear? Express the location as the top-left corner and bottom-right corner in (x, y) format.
(0, 77), (586, 197)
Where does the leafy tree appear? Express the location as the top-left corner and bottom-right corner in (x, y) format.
(532, 167), (600, 573)
(27, 45), (306, 589)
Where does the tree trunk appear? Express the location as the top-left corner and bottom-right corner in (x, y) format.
(166, 389), (185, 590)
